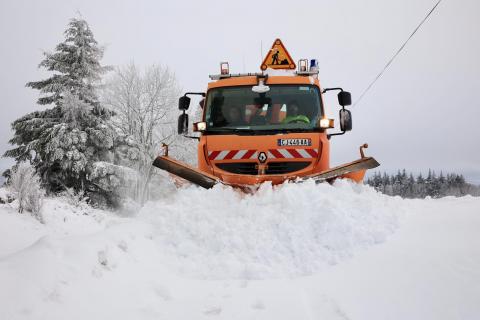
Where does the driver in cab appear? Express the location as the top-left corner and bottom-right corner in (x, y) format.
(225, 106), (246, 126)
(281, 101), (310, 124)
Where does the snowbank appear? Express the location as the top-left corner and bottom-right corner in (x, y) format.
(0, 196), (109, 257)
(139, 180), (403, 279)
(0, 183), (479, 320)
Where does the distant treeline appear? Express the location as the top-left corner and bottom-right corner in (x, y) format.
(366, 170), (480, 198)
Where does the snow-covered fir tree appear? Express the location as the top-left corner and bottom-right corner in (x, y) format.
(26, 18), (110, 108)
(4, 17), (139, 207)
(366, 170), (480, 198)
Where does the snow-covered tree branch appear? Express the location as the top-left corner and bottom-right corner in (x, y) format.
(102, 63), (196, 203)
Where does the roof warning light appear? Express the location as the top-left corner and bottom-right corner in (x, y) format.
(220, 62), (229, 75)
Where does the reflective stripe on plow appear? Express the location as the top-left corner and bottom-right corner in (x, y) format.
(306, 149), (318, 158)
(268, 148), (318, 159)
(208, 150), (257, 161)
(224, 150), (239, 160)
(215, 150), (230, 160)
(287, 149), (302, 158)
(244, 150), (257, 159)
(278, 149), (294, 159)
(209, 148), (317, 161)
(208, 151), (220, 160)
(297, 149), (311, 158)
(268, 149), (283, 159)
(232, 150), (248, 160)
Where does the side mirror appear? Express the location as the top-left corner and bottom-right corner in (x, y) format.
(179, 96), (191, 110)
(338, 91), (352, 107)
(339, 109), (352, 131)
(178, 113), (189, 134)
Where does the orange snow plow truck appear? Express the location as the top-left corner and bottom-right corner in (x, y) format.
(153, 39), (379, 190)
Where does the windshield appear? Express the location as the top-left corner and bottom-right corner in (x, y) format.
(205, 85), (322, 132)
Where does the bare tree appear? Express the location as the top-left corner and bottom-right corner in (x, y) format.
(102, 63), (195, 203)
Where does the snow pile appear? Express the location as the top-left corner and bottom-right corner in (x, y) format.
(0, 197), (109, 257)
(1, 184), (479, 320)
(139, 180), (403, 279)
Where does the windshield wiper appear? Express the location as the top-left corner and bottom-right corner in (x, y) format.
(205, 127), (320, 136)
(209, 127), (252, 130)
(207, 127), (254, 133)
(278, 128), (318, 132)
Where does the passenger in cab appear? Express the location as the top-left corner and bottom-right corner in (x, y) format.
(282, 101), (310, 124)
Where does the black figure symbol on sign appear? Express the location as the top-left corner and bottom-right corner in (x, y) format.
(260, 39), (296, 71)
(271, 50), (279, 65)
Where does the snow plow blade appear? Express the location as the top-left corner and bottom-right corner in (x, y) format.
(153, 155), (379, 189)
(152, 156), (220, 189)
(301, 157), (380, 183)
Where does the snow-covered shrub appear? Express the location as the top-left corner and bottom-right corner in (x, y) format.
(87, 161), (140, 208)
(60, 187), (89, 208)
(8, 163), (44, 222)
(0, 188), (14, 204)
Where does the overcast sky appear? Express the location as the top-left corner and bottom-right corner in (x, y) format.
(1, 0), (479, 183)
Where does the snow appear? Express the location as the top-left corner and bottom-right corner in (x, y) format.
(139, 180), (402, 279)
(0, 182), (479, 320)
(0, 197), (108, 257)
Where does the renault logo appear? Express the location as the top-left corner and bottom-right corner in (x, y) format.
(258, 152), (267, 163)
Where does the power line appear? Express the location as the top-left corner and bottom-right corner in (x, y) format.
(353, 0), (443, 107)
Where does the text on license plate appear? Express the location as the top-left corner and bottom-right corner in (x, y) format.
(277, 138), (312, 146)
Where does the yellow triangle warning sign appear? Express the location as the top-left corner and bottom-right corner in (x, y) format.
(260, 39), (296, 71)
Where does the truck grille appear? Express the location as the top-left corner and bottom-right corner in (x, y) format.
(265, 161), (311, 174)
(215, 163), (258, 175)
(215, 161), (311, 175)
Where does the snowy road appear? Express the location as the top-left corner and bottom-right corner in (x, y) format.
(0, 182), (479, 320)
(304, 196), (480, 319)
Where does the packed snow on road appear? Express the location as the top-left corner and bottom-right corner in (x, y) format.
(0, 180), (479, 320)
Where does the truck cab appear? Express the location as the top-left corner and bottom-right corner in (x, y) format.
(195, 75), (331, 186)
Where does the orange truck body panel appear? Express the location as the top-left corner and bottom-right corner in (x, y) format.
(207, 75), (319, 89)
(198, 132), (332, 185)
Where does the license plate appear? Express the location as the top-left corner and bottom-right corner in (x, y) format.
(277, 138), (312, 147)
